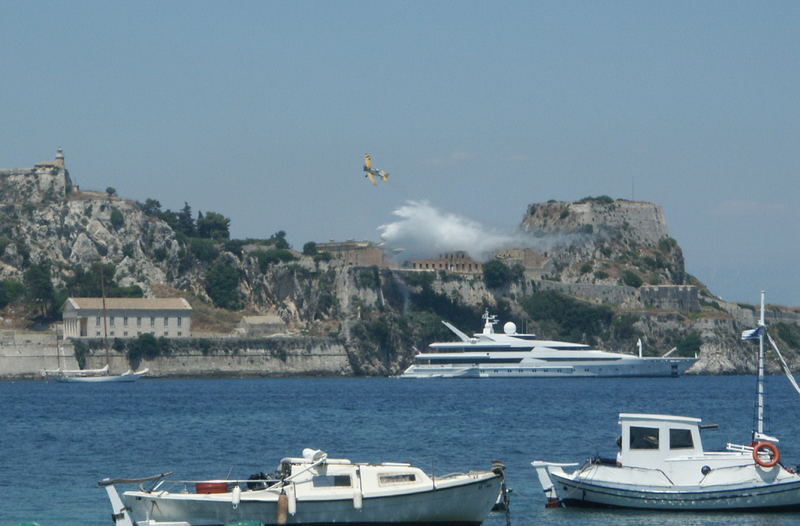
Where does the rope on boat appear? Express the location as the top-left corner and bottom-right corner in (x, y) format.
(492, 461), (512, 526)
(767, 333), (800, 396)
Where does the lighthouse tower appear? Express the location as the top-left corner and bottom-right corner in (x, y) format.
(54, 147), (65, 168)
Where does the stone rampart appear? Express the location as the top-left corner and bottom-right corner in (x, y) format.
(0, 330), (77, 377)
(0, 335), (352, 379)
(641, 285), (700, 312)
(534, 280), (639, 307)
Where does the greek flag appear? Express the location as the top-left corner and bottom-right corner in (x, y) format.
(741, 326), (765, 341)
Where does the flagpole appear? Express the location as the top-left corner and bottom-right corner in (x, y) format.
(756, 291), (766, 439)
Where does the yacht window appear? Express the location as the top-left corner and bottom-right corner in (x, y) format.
(630, 426), (659, 449)
(670, 428), (694, 449)
(312, 475), (351, 487)
(379, 473), (416, 485)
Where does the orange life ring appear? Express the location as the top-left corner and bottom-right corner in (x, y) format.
(752, 441), (781, 468)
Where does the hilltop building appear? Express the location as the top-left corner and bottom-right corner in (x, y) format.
(640, 285), (700, 312)
(493, 247), (549, 277)
(62, 297), (193, 339)
(315, 240), (386, 267)
(0, 148), (73, 203)
(411, 251), (483, 274)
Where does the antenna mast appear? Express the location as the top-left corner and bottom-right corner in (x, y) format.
(755, 291), (766, 439)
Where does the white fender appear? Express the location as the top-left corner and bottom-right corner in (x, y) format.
(353, 467), (363, 510)
(232, 485), (241, 509)
(287, 483), (297, 515)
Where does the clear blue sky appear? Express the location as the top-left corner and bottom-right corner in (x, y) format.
(1, 1), (798, 306)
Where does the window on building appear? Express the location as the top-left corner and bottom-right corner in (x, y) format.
(109, 317), (115, 327)
(630, 426), (660, 449)
(124, 316), (128, 327)
(177, 316), (182, 327)
(96, 331), (101, 336)
(163, 316), (169, 327)
(150, 317), (155, 327)
(177, 331), (182, 337)
(137, 317), (141, 328)
(124, 331), (128, 337)
(96, 315), (101, 326)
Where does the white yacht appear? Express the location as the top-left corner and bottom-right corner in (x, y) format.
(401, 310), (697, 378)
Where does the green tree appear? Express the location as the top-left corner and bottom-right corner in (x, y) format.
(24, 262), (55, 316)
(176, 202), (196, 237)
(621, 269), (643, 288)
(253, 249), (297, 272)
(110, 208), (124, 230)
(196, 211), (231, 240)
(189, 238), (220, 262)
(0, 280), (25, 308)
(483, 259), (514, 288)
(140, 198), (162, 217)
(270, 230), (290, 249)
(205, 260), (242, 309)
(302, 241), (318, 256)
(520, 290), (613, 344)
(105, 187), (117, 198)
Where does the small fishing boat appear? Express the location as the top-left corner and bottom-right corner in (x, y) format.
(532, 292), (800, 511)
(100, 449), (506, 526)
(44, 366), (149, 383)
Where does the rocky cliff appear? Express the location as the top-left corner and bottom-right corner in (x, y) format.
(2, 154), (799, 377)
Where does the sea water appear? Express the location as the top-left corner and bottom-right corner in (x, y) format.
(3, 376), (800, 526)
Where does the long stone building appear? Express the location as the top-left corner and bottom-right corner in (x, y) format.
(62, 298), (193, 339)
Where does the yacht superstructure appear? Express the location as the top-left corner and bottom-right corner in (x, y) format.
(401, 310), (697, 378)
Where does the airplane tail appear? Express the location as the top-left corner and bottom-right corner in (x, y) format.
(379, 170), (389, 182)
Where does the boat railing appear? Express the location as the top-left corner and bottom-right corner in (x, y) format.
(726, 443), (754, 453)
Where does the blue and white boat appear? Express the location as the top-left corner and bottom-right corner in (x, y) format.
(532, 292), (800, 510)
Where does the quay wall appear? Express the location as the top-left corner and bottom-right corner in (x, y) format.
(0, 333), (352, 379)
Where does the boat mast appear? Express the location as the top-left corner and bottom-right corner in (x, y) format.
(101, 267), (110, 369)
(755, 291), (766, 439)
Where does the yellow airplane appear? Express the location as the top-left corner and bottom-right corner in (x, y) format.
(363, 154), (389, 185)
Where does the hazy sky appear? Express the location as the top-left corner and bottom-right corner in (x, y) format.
(1, 1), (798, 306)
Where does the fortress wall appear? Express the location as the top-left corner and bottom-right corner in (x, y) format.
(0, 335), (352, 379)
(534, 280), (639, 306)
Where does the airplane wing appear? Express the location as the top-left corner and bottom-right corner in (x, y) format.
(366, 171), (377, 185)
(379, 170), (389, 182)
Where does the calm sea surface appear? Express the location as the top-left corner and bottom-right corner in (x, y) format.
(3, 376), (800, 526)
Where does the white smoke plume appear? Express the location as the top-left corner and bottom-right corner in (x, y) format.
(377, 201), (529, 262)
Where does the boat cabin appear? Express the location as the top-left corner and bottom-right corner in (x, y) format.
(618, 413), (704, 468)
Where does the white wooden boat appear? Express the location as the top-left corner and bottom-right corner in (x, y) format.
(100, 449), (505, 526)
(53, 367), (149, 383)
(532, 292), (800, 511)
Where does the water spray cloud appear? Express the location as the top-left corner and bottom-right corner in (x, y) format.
(377, 201), (525, 261)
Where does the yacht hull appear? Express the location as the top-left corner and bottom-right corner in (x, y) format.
(402, 358), (696, 379)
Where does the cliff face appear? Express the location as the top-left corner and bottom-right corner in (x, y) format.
(520, 198), (686, 288)
(2, 155), (799, 377)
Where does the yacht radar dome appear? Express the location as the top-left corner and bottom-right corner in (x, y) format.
(503, 322), (517, 335)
